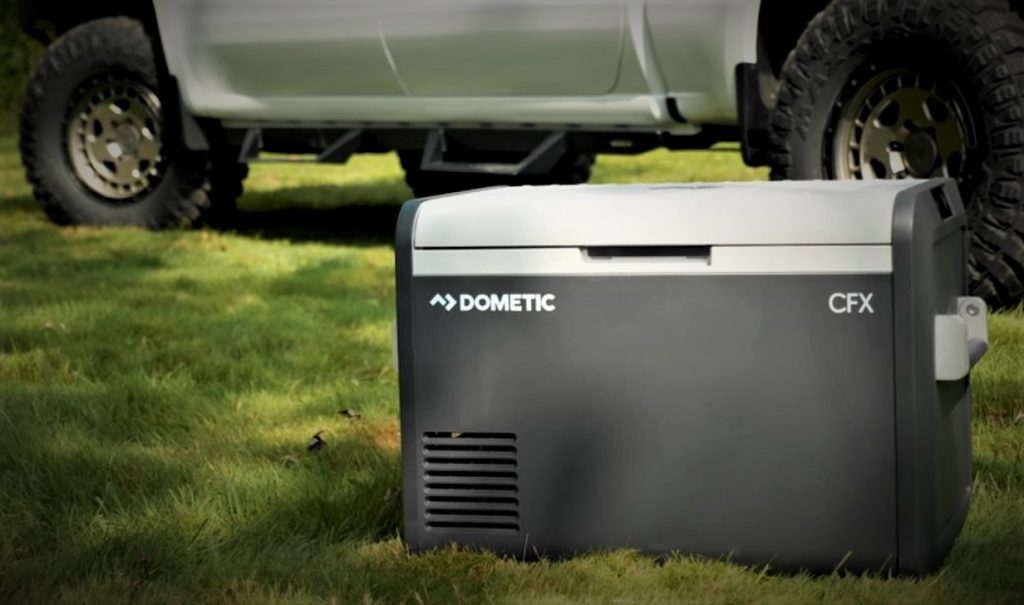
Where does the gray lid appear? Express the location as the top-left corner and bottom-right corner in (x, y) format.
(412, 180), (936, 248)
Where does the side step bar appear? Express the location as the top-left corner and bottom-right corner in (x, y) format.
(238, 128), (363, 165)
(416, 130), (567, 176)
(232, 125), (740, 168)
(237, 127), (569, 177)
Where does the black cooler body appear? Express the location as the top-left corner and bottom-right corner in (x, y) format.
(395, 180), (988, 575)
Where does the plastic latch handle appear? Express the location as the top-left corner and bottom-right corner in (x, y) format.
(935, 297), (988, 382)
(958, 297), (989, 369)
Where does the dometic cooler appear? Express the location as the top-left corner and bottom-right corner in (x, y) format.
(394, 179), (988, 575)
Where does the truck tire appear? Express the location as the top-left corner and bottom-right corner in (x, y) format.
(769, 0), (1024, 308)
(400, 151), (593, 198)
(19, 17), (245, 229)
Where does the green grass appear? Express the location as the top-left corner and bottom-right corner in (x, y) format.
(0, 133), (1021, 604)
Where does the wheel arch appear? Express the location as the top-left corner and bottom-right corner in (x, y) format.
(18, 1), (214, 151)
(17, 2), (172, 109)
(17, 0), (160, 45)
(756, 0), (832, 80)
(738, 0), (831, 166)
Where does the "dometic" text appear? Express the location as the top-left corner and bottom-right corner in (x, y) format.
(430, 292), (556, 313)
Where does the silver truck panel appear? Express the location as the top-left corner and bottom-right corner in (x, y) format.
(154, 0), (761, 128)
(198, 7), (403, 96)
(155, 1), (403, 97)
(647, 0), (760, 124)
(380, 1), (626, 97)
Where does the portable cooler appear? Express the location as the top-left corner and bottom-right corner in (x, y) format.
(394, 179), (987, 574)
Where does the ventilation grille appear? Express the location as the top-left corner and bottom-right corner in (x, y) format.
(423, 432), (519, 533)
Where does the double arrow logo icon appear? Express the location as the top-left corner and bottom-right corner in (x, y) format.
(430, 293), (457, 311)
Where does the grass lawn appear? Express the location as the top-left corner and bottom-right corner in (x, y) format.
(0, 131), (1022, 604)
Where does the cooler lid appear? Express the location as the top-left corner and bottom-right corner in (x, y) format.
(411, 180), (934, 248)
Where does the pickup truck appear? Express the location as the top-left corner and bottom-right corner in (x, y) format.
(16, 0), (1024, 307)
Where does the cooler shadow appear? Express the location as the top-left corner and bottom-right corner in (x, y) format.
(940, 499), (1024, 601)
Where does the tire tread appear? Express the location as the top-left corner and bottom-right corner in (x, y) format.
(769, 0), (1024, 308)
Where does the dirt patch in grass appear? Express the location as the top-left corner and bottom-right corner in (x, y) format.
(364, 419), (401, 451)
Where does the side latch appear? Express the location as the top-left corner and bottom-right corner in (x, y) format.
(935, 297), (989, 382)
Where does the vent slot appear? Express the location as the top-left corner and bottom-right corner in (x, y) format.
(426, 470), (517, 479)
(426, 496), (518, 505)
(425, 457), (516, 468)
(426, 482), (518, 492)
(423, 431), (520, 533)
(425, 521), (520, 531)
(424, 444), (517, 453)
(428, 509), (519, 518)
(424, 432), (515, 440)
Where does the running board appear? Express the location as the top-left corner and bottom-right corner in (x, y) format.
(238, 128), (363, 164)
(416, 130), (567, 176)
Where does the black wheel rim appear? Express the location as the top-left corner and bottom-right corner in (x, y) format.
(65, 78), (166, 201)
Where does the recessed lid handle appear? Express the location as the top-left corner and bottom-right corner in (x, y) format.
(584, 245), (711, 262)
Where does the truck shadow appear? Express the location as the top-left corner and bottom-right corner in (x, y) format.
(231, 183), (407, 245)
(232, 204), (403, 246)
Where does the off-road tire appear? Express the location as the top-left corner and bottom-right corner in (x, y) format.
(769, 0), (1024, 308)
(400, 151), (594, 198)
(19, 17), (245, 228)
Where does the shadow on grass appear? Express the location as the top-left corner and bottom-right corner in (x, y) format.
(0, 380), (403, 602)
(233, 184), (407, 245)
(0, 216), (405, 600)
(232, 204), (402, 246)
(0, 193), (35, 209)
(3, 185), (406, 247)
(940, 484), (1024, 600)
